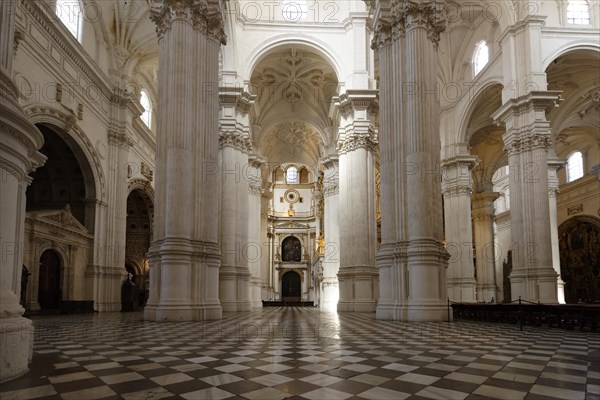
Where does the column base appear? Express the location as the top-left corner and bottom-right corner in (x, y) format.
(406, 303), (449, 322)
(219, 266), (251, 312)
(320, 278), (339, 312)
(0, 316), (33, 383)
(476, 285), (497, 303)
(510, 267), (558, 303)
(447, 278), (476, 303)
(337, 266), (378, 313)
(376, 303), (407, 320)
(557, 278), (566, 304)
(95, 302), (121, 312)
(144, 304), (222, 321)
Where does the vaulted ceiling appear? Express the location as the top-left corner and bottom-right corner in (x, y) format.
(250, 47), (338, 163)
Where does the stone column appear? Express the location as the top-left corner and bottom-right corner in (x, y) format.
(218, 87), (254, 312)
(145, 0), (225, 321)
(0, 0), (46, 381)
(548, 156), (566, 303)
(374, 0), (449, 321)
(441, 155), (477, 302)
(336, 92), (379, 313)
(471, 192), (500, 302)
(321, 155), (339, 312)
(493, 92), (560, 303)
(302, 270), (308, 300)
(248, 155), (264, 308)
(219, 132), (251, 312)
(100, 128), (133, 312)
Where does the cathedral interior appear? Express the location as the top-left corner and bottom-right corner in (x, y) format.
(0, 0), (599, 398)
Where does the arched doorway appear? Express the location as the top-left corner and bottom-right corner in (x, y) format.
(38, 249), (61, 310)
(559, 217), (600, 303)
(282, 271), (301, 302)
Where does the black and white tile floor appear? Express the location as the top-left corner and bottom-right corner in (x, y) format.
(1, 307), (598, 400)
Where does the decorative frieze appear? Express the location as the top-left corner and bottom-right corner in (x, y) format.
(503, 132), (551, 156)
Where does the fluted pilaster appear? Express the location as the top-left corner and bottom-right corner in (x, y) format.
(471, 192), (500, 302)
(321, 155), (340, 312)
(441, 155), (477, 302)
(548, 156), (566, 304)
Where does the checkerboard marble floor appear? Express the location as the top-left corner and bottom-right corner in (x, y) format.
(1, 308), (598, 400)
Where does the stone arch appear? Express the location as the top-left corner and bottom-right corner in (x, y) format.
(245, 35), (343, 85)
(24, 105), (106, 202)
(25, 122), (99, 231)
(457, 80), (505, 144)
(542, 42), (600, 71)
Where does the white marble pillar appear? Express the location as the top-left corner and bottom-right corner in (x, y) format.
(0, 0), (46, 381)
(218, 87), (254, 312)
(273, 265), (280, 300)
(374, 0), (449, 321)
(99, 128), (133, 312)
(302, 270), (308, 300)
(336, 93), (379, 313)
(145, 0), (225, 321)
(441, 156), (477, 302)
(493, 93), (560, 303)
(548, 156), (566, 303)
(472, 192), (500, 302)
(247, 155), (264, 308)
(219, 134), (251, 312)
(321, 156), (340, 312)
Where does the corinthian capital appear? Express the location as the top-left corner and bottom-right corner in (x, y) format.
(393, 0), (446, 46)
(149, 0), (226, 44)
(336, 134), (377, 155)
(219, 130), (252, 152)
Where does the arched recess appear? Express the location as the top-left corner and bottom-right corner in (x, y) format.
(38, 249), (62, 310)
(24, 106), (106, 202)
(558, 216), (600, 304)
(26, 123), (98, 231)
(125, 185), (154, 307)
(282, 236), (302, 262)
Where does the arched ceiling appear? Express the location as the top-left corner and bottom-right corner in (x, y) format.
(250, 47), (338, 163)
(546, 49), (600, 154)
(467, 84), (503, 148)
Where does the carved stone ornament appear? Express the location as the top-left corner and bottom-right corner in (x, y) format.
(336, 134), (377, 155)
(219, 130), (252, 152)
(503, 132), (551, 156)
(375, 0), (446, 47)
(149, 0), (226, 44)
